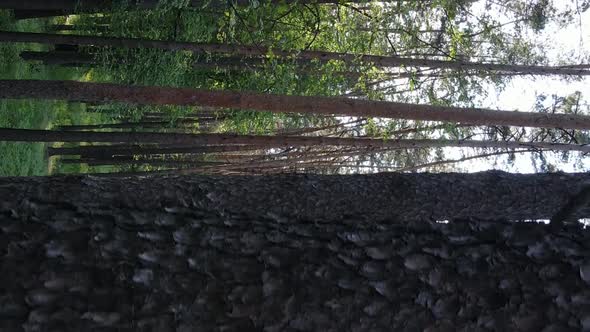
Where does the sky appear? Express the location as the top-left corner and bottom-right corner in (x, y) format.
(490, 3), (589, 112)
(444, 1), (590, 173)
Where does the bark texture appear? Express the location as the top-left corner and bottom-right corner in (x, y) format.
(0, 0), (162, 11)
(2, 128), (590, 153)
(0, 0), (345, 11)
(1, 31), (588, 76)
(46, 144), (262, 157)
(2, 80), (590, 130)
(1, 173), (590, 331)
(19, 51), (95, 67)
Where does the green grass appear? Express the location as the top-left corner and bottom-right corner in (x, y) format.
(0, 9), (210, 176)
(0, 10), (91, 176)
(0, 7), (360, 176)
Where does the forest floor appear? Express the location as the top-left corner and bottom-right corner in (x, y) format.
(0, 11), (95, 176)
(0, 7), (355, 176)
(0, 9), (232, 176)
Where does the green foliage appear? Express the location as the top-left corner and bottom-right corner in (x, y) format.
(158, 0), (192, 9)
(0, 10), (98, 176)
(0, 0), (586, 175)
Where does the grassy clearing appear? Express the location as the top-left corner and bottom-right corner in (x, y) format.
(0, 7), (355, 176)
(0, 9), (215, 176)
(0, 10), (93, 176)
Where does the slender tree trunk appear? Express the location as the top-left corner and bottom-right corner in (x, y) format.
(47, 144), (265, 157)
(56, 119), (200, 131)
(355, 27), (444, 33)
(276, 119), (366, 136)
(3, 128), (590, 153)
(193, 55), (322, 67)
(1, 173), (590, 330)
(394, 149), (535, 172)
(56, 122), (163, 130)
(6, 1), (161, 19)
(60, 155), (133, 164)
(193, 62), (360, 81)
(0, 0), (159, 11)
(1, 0), (370, 13)
(1, 31), (587, 76)
(63, 157), (222, 167)
(12, 10), (70, 19)
(84, 169), (191, 176)
(204, 149), (376, 172)
(50, 24), (110, 32)
(20, 51), (95, 67)
(2, 80), (590, 130)
(378, 123), (473, 138)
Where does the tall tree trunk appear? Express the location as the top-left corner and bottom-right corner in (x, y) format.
(50, 24), (110, 33)
(0, 0), (159, 11)
(2, 80), (590, 130)
(193, 55), (323, 67)
(6, 1), (159, 19)
(20, 51), (95, 67)
(62, 157), (222, 167)
(1, 0), (369, 13)
(56, 119), (200, 131)
(12, 10), (71, 19)
(47, 143), (265, 157)
(1, 31), (587, 76)
(393, 149), (535, 172)
(203, 149), (383, 172)
(3, 128), (590, 153)
(1, 173), (590, 331)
